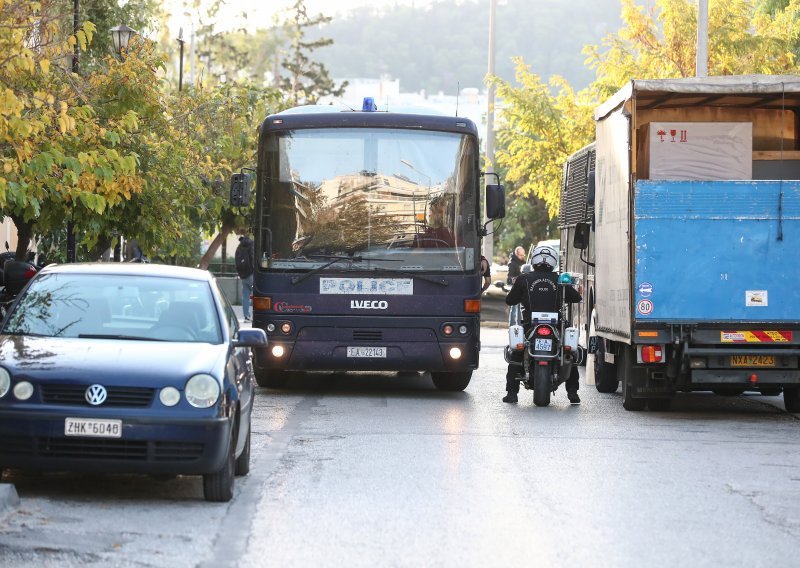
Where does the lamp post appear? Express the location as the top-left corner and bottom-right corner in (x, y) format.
(110, 24), (136, 58)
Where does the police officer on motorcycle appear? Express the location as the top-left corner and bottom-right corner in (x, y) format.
(503, 245), (582, 404)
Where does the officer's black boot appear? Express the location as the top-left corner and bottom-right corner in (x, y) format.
(503, 376), (519, 403)
(566, 366), (580, 404)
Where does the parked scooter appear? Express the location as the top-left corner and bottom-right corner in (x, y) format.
(501, 270), (583, 407)
(0, 244), (40, 318)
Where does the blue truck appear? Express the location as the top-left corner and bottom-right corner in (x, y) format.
(559, 75), (800, 412)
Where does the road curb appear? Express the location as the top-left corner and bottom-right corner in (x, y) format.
(0, 483), (19, 514)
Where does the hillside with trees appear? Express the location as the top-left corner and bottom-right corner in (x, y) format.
(309, 0), (628, 94)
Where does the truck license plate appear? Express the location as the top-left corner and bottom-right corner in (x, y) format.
(534, 338), (553, 351)
(347, 346), (386, 358)
(730, 355), (775, 367)
(65, 417), (122, 438)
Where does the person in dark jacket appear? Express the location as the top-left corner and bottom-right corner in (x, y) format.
(503, 245), (582, 404)
(234, 234), (255, 321)
(506, 246), (526, 284)
(480, 255), (491, 293)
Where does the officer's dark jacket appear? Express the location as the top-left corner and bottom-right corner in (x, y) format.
(504, 268), (581, 326)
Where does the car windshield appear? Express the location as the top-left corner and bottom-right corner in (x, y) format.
(2, 273), (222, 343)
(261, 127), (480, 272)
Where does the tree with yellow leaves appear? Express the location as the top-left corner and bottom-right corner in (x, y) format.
(492, 0), (800, 242)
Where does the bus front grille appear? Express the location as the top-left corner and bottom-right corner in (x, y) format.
(352, 330), (383, 341)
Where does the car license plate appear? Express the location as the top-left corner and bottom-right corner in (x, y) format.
(534, 338), (553, 351)
(347, 346), (387, 358)
(65, 417), (122, 438)
(731, 355), (775, 367)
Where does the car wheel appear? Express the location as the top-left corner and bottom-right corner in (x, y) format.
(255, 368), (288, 388)
(784, 387), (800, 413)
(203, 426), (235, 502)
(621, 346), (646, 411)
(431, 371), (472, 391)
(235, 424), (251, 477)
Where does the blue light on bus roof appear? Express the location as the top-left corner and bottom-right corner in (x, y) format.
(362, 97), (377, 112)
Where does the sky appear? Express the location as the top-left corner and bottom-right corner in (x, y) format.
(166, 0), (442, 34)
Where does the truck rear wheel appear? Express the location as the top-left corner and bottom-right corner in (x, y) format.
(590, 311), (619, 393)
(431, 371), (472, 391)
(620, 346), (646, 411)
(532, 363), (551, 407)
(784, 387), (800, 413)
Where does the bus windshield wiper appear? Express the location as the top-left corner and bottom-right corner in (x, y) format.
(291, 255), (361, 285)
(358, 264), (449, 287)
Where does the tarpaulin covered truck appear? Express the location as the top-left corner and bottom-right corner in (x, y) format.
(559, 75), (800, 412)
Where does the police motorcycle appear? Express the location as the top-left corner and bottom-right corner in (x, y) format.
(501, 265), (583, 407)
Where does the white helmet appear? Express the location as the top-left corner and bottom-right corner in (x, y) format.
(530, 245), (558, 270)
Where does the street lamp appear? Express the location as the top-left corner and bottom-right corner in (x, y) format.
(110, 24), (136, 58)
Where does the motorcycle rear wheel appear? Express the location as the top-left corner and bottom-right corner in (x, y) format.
(532, 363), (551, 407)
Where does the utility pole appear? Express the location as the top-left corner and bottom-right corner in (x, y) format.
(697, 0), (708, 77)
(483, 0), (497, 265)
(178, 28), (185, 91)
(67, 0), (79, 263)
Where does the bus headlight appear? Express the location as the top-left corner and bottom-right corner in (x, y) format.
(449, 347), (462, 360)
(272, 345), (285, 358)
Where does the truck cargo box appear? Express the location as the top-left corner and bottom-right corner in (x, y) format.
(637, 122), (753, 180)
(633, 179), (800, 321)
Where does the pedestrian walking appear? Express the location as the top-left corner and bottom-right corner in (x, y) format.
(235, 234), (255, 321)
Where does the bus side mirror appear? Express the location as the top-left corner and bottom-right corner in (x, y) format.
(230, 173), (252, 206)
(485, 184), (505, 219)
(573, 222), (590, 250)
(586, 170), (595, 207)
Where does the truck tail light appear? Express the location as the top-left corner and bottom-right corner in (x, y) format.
(640, 344), (664, 363)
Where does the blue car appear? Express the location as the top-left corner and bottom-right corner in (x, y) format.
(0, 263), (266, 502)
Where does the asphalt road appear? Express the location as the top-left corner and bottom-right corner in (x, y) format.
(1, 327), (798, 567)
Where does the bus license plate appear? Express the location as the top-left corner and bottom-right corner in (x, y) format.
(534, 338), (553, 351)
(347, 347), (387, 358)
(65, 417), (122, 438)
(730, 355), (775, 367)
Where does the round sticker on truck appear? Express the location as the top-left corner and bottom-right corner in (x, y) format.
(637, 299), (654, 315)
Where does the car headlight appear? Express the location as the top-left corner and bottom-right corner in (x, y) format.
(13, 381), (34, 401)
(185, 374), (220, 408)
(0, 368), (10, 398)
(159, 386), (181, 407)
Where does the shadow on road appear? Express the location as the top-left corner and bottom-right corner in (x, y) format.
(261, 370), (472, 401)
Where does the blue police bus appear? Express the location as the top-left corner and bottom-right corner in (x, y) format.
(238, 99), (504, 391)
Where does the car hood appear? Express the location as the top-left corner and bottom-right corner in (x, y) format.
(0, 335), (228, 384)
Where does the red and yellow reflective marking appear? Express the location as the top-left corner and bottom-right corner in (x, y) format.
(720, 331), (793, 343)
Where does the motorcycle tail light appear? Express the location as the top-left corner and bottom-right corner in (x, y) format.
(536, 327), (552, 337)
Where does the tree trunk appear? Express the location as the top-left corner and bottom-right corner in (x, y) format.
(10, 215), (34, 260)
(198, 218), (238, 270)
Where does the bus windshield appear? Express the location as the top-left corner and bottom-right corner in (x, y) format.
(260, 127), (479, 272)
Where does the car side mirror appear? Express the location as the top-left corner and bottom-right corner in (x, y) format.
(485, 184), (505, 220)
(234, 327), (267, 348)
(586, 170), (595, 207)
(230, 173), (252, 207)
(573, 222), (591, 250)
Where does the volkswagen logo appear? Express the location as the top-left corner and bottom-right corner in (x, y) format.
(85, 384), (108, 406)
